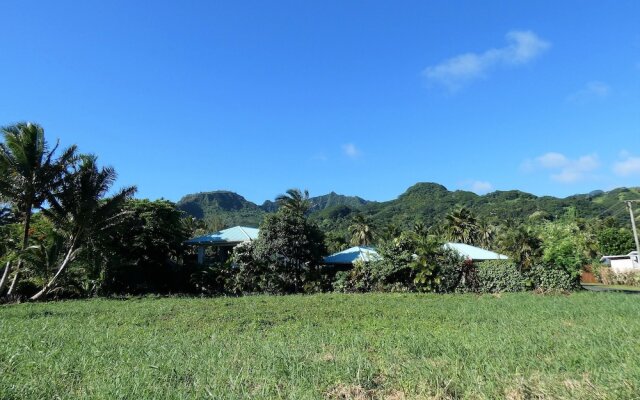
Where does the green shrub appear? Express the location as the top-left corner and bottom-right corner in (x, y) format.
(190, 262), (231, 295)
(332, 259), (415, 293)
(437, 260), (464, 293)
(476, 260), (526, 293)
(528, 264), (580, 291)
(332, 261), (379, 293)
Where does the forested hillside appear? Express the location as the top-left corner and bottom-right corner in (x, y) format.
(177, 190), (372, 228)
(177, 183), (640, 232)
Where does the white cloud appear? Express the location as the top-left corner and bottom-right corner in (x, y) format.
(342, 143), (361, 159)
(423, 30), (550, 90)
(536, 152), (568, 168)
(524, 152), (600, 183)
(614, 153), (640, 176)
(567, 81), (611, 103)
(469, 181), (494, 194)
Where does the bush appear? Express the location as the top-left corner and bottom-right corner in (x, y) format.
(190, 262), (231, 295)
(253, 209), (326, 294)
(437, 260), (464, 293)
(476, 260), (526, 293)
(596, 267), (640, 287)
(333, 261), (378, 293)
(529, 264), (580, 291)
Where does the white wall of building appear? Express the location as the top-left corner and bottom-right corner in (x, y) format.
(611, 258), (639, 274)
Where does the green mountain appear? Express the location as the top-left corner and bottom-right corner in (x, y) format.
(177, 191), (266, 227)
(177, 184), (640, 232)
(177, 190), (371, 228)
(357, 183), (640, 230)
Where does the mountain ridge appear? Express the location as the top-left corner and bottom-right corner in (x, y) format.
(176, 183), (640, 230)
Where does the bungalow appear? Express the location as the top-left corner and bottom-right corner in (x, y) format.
(323, 246), (382, 268)
(600, 251), (640, 274)
(185, 226), (259, 264)
(322, 242), (507, 267)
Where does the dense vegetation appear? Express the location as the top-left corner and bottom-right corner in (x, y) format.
(177, 183), (640, 233)
(2, 293), (640, 399)
(0, 124), (190, 300)
(1, 122), (639, 301)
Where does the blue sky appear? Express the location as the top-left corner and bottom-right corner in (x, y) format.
(1, 1), (639, 204)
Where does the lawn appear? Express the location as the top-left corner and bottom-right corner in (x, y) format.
(1, 293), (640, 399)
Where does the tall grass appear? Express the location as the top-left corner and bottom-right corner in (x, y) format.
(1, 292), (639, 399)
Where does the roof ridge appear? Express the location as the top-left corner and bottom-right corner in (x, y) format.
(237, 226), (252, 241)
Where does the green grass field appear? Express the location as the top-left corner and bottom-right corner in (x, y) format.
(2, 293), (640, 399)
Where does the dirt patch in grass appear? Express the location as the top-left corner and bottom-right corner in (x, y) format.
(325, 384), (406, 400)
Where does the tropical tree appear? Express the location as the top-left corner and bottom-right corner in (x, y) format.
(413, 221), (429, 239)
(597, 227), (635, 255)
(378, 223), (401, 243)
(324, 231), (348, 254)
(253, 208), (326, 293)
(444, 207), (479, 244)
(412, 236), (463, 293)
(477, 219), (496, 248)
(30, 155), (135, 300)
(498, 225), (542, 270)
(349, 214), (374, 246)
(275, 188), (311, 216)
(91, 199), (190, 294)
(0, 123), (76, 295)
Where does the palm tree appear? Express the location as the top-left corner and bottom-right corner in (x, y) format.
(477, 219), (496, 248)
(348, 214), (374, 246)
(0, 123), (76, 295)
(444, 207), (479, 245)
(498, 225), (542, 270)
(276, 188), (311, 216)
(379, 223), (401, 242)
(413, 221), (429, 239)
(30, 155), (135, 300)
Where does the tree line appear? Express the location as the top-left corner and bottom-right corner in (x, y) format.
(1, 123), (635, 301)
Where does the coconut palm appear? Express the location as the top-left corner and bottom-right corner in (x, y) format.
(378, 223), (401, 243)
(477, 219), (496, 248)
(0, 123), (76, 295)
(348, 214), (374, 246)
(413, 221), (428, 239)
(276, 188), (311, 216)
(444, 207), (479, 245)
(30, 155), (135, 300)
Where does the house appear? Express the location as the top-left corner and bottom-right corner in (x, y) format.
(322, 242), (507, 268)
(600, 251), (640, 274)
(323, 246), (381, 267)
(185, 226), (259, 264)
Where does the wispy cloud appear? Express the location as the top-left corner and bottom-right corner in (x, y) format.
(567, 81), (611, 103)
(522, 152), (600, 183)
(469, 180), (494, 194)
(537, 152), (569, 168)
(423, 30), (550, 91)
(342, 143), (362, 159)
(614, 152), (640, 176)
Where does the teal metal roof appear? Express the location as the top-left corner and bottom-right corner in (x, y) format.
(323, 246), (381, 265)
(185, 226), (259, 245)
(444, 242), (508, 260)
